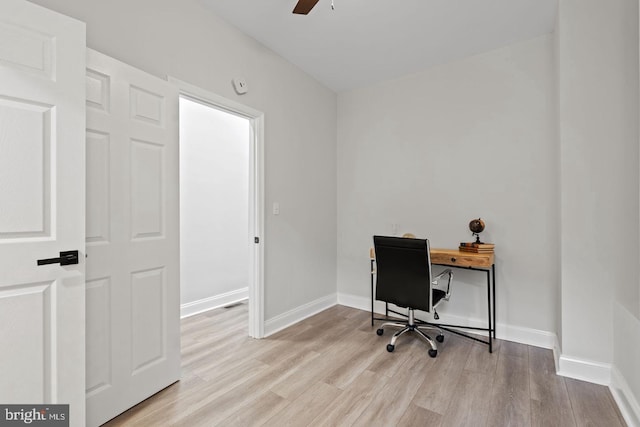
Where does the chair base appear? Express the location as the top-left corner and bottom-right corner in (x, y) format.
(377, 309), (444, 357)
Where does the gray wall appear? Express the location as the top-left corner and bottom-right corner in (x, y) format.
(337, 35), (558, 335)
(28, 0), (338, 321)
(558, 0), (640, 400)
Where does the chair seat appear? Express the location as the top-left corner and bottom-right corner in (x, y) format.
(433, 289), (446, 306)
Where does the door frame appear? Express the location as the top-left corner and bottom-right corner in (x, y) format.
(169, 77), (265, 338)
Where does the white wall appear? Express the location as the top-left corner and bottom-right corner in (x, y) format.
(558, 0), (639, 370)
(27, 0), (338, 321)
(557, 0), (640, 421)
(337, 35), (558, 337)
(552, 8), (563, 352)
(179, 97), (249, 309)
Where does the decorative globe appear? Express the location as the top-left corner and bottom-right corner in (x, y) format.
(469, 218), (485, 234)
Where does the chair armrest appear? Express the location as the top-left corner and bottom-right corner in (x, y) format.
(432, 268), (453, 300)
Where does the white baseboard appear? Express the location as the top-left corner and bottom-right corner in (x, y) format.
(611, 366), (640, 427)
(557, 355), (611, 386)
(552, 335), (562, 374)
(180, 287), (248, 319)
(264, 293), (338, 337)
(337, 292), (557, 349)
(489, 319), (557, 349)
(337, 292), (385, 314)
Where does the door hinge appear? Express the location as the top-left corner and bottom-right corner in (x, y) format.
(254, 237), (260, 244)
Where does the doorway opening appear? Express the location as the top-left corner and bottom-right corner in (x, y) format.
(174, 79), (264, 338)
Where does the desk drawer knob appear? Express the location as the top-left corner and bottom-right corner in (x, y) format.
(451, 257), (456, 262)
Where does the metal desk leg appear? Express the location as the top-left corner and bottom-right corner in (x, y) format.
(370, 259), (374, 326)
(487, 269), (492, 353)
(492, 263), (496, 339)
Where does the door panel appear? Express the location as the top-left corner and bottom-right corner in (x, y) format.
(0, 0), (86, 425)
(0, 281), (53, 402)
(85, 277), (111, 395)
(0, 98), (52, 238)
(0, 20), (54, 80)
(131, 267), (166, 373)
(86, 130), (111, 244)
(130, 139), (164, 239)
(85, 49), (180, 427)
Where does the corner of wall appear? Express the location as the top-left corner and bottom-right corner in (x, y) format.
(556, 354), (612, 386)
(263, 293), (337, 337)
(611, 366), (640, 427)
(612, 302), (640, 426)
(180, 287), (249, 319)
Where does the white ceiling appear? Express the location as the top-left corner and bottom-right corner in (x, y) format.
(200, 0), (557, 92)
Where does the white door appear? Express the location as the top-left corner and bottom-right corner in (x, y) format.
(85, 49), (180, 426)
(0, 0), (86, 425)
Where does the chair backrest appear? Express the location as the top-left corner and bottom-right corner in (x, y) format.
(373, 235), (433, 312)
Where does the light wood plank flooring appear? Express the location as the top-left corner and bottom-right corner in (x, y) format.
(104, 303), (626, 426)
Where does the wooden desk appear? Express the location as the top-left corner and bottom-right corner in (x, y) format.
(370, 247), (497, 353)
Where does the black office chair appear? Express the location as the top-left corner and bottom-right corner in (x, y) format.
(373, 235), (453, 357)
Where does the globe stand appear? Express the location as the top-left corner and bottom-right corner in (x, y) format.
(473, 233), (484, 244)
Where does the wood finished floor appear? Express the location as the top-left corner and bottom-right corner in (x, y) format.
(104, 303), (626, 427)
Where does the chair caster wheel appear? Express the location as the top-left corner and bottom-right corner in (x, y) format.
(386, 344), (395, 352)
(436, 334), (444, 343)
(376, 328), (384, 336)
(428, 349), (437, 358)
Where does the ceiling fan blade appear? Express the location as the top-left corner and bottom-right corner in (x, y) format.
(293, 0), (320, 14)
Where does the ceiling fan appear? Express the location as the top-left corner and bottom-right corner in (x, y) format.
(292, 0), (321, 15)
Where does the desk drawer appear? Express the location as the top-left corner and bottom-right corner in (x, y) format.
(430, 251), (494, 268)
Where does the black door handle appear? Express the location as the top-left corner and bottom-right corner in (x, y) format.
(37, 250), (79, 266)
